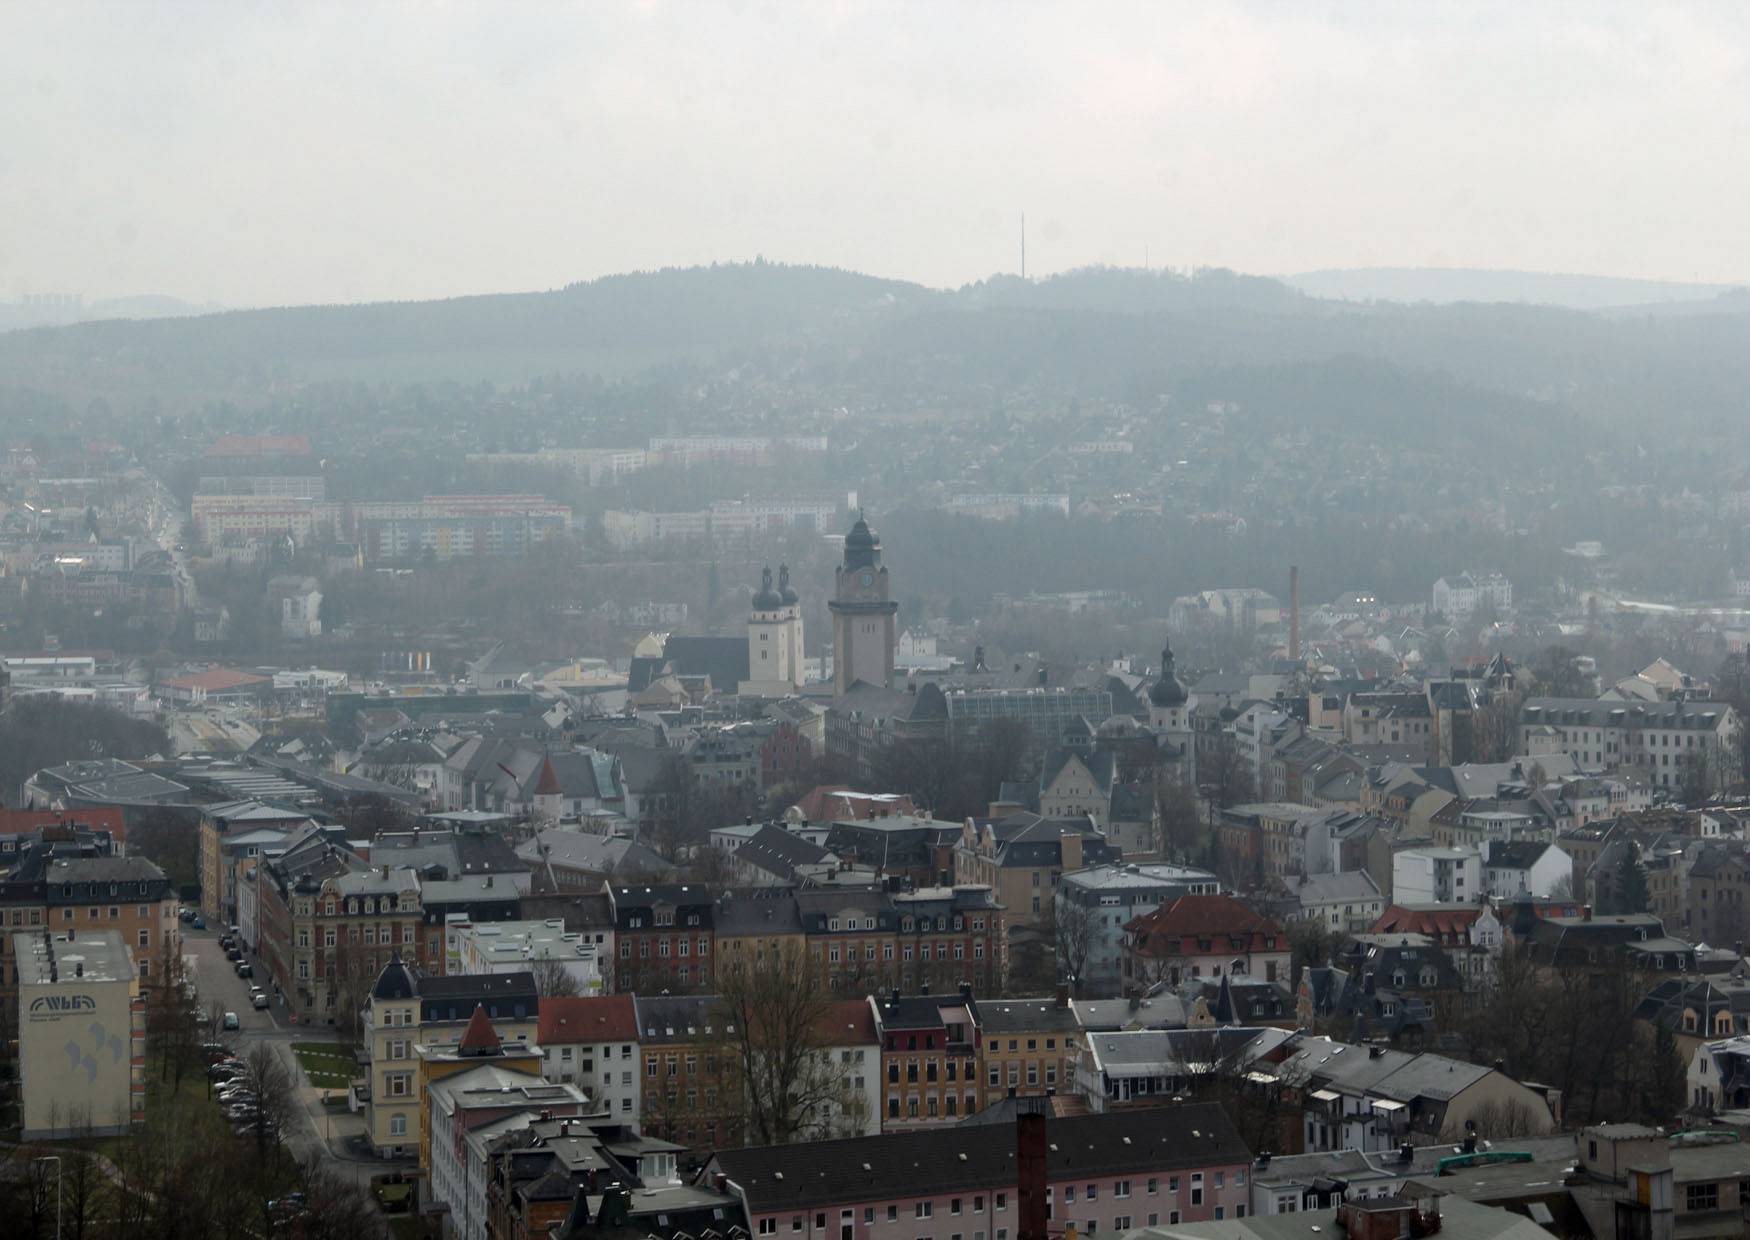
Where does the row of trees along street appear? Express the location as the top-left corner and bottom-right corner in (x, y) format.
(0, 945), (384, 1240)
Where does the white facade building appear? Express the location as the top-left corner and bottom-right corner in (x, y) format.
(450, 919), (603, 996)
(1431, 572), (1512, 621)
(1392, 847), (1482, 905)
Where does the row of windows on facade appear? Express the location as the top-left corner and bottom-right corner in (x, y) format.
(885, 1060), (1066, 1088)
(7, 903), (163, 925)
(297, 924), (417, 948)
(754, 1175), (1240, 1234)
(296, 896), (418, 917)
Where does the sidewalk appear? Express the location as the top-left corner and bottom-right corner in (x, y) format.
(276, 1040), (408, 1168)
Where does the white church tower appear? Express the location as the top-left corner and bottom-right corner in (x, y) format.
(740, 564), (806, 697)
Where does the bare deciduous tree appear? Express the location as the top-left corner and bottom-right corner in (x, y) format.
(531, 958), (583, 998)
(715, 940), (868, 1145)
(1154, 769), (1203, 862)
(1052, 896), (1097, 996)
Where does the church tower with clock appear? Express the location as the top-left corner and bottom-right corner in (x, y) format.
(829, 513), (899, 697)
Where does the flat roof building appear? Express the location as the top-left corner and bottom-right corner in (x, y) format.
(14, 928), (143, 1138)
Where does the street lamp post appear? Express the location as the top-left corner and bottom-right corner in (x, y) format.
(34, 1155), (61, 1240)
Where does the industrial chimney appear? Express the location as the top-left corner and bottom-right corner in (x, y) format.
(1289, 565), (1301, 663)
(1017, 1103), (1048, 1240)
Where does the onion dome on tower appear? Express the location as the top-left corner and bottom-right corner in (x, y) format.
(753, 565), (784, 610)
(1149, 638), (1187, 708)
(778, 563), (799, 605)
(843, 514), (880, 571)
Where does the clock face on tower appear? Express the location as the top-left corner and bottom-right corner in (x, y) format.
(860, 572), (873, 587)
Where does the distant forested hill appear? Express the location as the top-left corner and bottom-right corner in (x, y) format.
(5, 260), (1750, 435)
(1285, 266), (1739, 310)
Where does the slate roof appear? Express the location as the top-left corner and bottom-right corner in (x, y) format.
(710, 1104), (1247, 1213)
(978, 996), (1080, 1035)
(634, 994), (724, 1042)
(661, 636), (750, 696)
(516, 829), (674, 879)
(418, 972), (538, 1023)
(1520, 698), (1732, 731)
(731, 824), (833, 881)
(372, 956), (416, 1001)
(714, 888), (805, 937)
(1485, 840), (1554, 870)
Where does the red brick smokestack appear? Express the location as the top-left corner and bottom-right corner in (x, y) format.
(1289, 565), (1301, 663)
(1017, 1105), (1048, 1240)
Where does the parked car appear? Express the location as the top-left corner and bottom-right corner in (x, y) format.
(200, 1042), (233, 1062)
(222, 1011), (240, 1031)
(191, 916), (206, 930)
(235, 963), (253, 979)
(252, 991), (270, 1010)
(179, 907), (195, 923)
(219, 935), (234, 951)
(225, 947), (242, 963)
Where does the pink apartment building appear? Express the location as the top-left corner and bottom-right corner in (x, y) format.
(706, 1104), (1254, 1240)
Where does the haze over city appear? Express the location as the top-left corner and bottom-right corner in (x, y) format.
(9, 7), (1750, 1240)
(6, 1), (1750, 305)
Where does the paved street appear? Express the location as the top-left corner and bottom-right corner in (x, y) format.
(181, 922), (405, 1189)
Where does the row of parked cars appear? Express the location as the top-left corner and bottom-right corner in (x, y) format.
(203, 1042), (279, 1140)
(221, 931), (272, 1009)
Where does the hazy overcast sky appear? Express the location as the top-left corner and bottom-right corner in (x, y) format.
(4, 1), (1749, 306)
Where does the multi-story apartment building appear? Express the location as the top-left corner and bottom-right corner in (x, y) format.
(955, 817), (1115, 926)
(892, 886), (1007, 995)
(792, 884), (1008, 995)
(1120, 894), (1289, 992)
(1520, 698), (1740, 790)
(198, 799), (315, 923)
(536, 994), (641, 1120)
(870, 986), (983, 1129)
(635, 993), (743, 1153)
(363, 958), (539, 1159)
(14, 928), (146, 1139)
(41, 855), (178, 984)
(1055, 863), (1222, 998)
(978, 990), (1083, 1100)
(190, 494), (321, 545)
(708, 1104), (1254, 1238)
(353, 495), (571, 562)
(1392, 847), (1482, 905)
(256, 825), (358, 1022)
(610, 885), (716, 994)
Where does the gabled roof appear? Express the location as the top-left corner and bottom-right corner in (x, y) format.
(539, 994), (639, 1046)
(710, 1105), (1247, 1213)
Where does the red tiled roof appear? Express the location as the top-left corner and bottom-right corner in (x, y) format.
(538, 994), (638, 1046)
(1371, 904), (1481, 940)
(1125, 893), (1285, 955)
(0, 806), (127, 842)
(791, 785), (918, 823)
(458, 1003), (502, 1054)
(816, 999), (878, 1046)
(160, 668), (271, 692)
